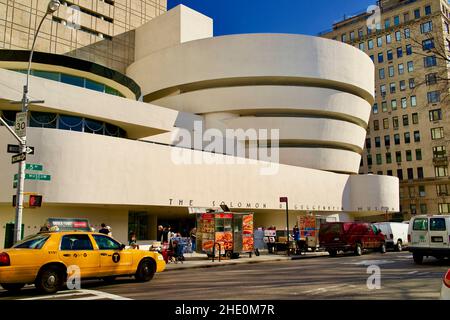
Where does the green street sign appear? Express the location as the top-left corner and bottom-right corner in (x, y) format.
(26, 164), (43, 171)
(13, 173), (51, 181)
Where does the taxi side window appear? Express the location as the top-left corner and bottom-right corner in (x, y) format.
(61, 235), (94, 251)
(93, 235), (121, 250)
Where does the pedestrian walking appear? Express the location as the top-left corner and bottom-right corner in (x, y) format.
(129, 231), (139, 249)
(190, 227), (197, 252)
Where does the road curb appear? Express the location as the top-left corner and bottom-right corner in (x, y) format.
(164, 253), (329, 272)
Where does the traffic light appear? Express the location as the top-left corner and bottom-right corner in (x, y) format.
(29, 195), (42, 208)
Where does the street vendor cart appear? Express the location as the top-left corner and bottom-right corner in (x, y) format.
(194, 209), (254, 259)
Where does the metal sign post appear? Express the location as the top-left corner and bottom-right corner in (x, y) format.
(280, 197), (289, 256)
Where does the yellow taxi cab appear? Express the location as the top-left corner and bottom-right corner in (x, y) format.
(0, 222), (165, 294)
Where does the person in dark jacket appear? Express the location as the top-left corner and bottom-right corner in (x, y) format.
(98, 223), (109, 235)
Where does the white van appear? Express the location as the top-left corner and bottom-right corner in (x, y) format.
(408, 215), (450, 264)
(374, 222), (409, 251)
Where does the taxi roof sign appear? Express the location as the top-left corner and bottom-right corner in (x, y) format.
(42, 218), (91, 232)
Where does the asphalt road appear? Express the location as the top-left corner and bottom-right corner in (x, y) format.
(1, 251), (449, 300)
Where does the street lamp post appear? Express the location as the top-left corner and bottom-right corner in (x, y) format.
(11, 0), (61, 243)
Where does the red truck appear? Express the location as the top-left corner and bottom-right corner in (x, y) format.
(319, 222), (387, 257)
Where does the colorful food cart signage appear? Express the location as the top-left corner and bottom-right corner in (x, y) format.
(298, 215), (317, 238)
(242, 214), (254, 251)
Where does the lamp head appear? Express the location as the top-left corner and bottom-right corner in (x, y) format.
(47, 0), (61, 14)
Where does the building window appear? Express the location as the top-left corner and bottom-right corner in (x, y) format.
(407, 168), (414, 180)
(404, 132), (411, 144)
(389, 66), (395, 77)
(431, 127), (445, 140)
(426, 73), (438, 85)
(386, 33), (392, 44)
(380, 85), (387, 97)
(404, 28), (410, 38)
(350, 31), (355, 41)
(393, 116), (399, 129)
(407, 61), (414, 72)
(429, 109), (442, 121)
(368, 39), (374, 50)
(397, 169), (404, 180)
(435, 166), (448, 177)
(416, 149), (422, 160)
(409, 78), (415, 89)
(390, 82), (396, 93)
(420, 204), (427, 214)
(422, 38), (435, 50)
(403, 114), (409, 126)
(384, 18), (390, 29)
(397, 47), (403, 58)
(341, 34), (347, 42)
(387, 50), (393, 61)
(406, 150), (413, 161)
(411, 96), (417, 107)
(379, 68), (385, 79)
(387, 170), (393, 176)
(373, 103), (379, 114)
(382, 101), (388, 112)
(425, 5), (432, 15)
(377, 36), (383, 47)
(412, 113), (419, 124)
(391, 100), (397, 110)
(396, 151), (402, 163)
(366, 138), (372, 149)
(420, 21), (433, 33)
(401, 97), (407, 109)
(375, 136), (381, 148)
(358, 28), (364, 38)
(394, 16), (400, 26)
(437, 184), (449, 196)
(439, 204), (450, 214)
(374, 120), (380, 131)
(378, 52), (384, 63)
(414, 8), (421, 19)
(395, 30), (401, 41)
(433, 146), (446, 158)
(367, 154), (373, 166)
(400, 80), (406, 91)
(384, 135), (390, 147)
(418, 167), (424, 179)
(370, 55), (374, 62)
(406, 44), (412, 55)
(394, 134), (400, 145)
(359, 43), (365, 51)
(386, 152), (392, 163)
(418, 185), (426, 197)
(427, 91), (440, 103)
(424, 55), (437, 67)
(383, 118), (389, 129)
(376, 154), (382, 165)
(414, 131), (421, 142)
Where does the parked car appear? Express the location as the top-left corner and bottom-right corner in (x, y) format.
(374, 222), (409, 251)
(408, 215), (450, 264)
(319, 222), (386, 257)
(441, 269), (450, 300)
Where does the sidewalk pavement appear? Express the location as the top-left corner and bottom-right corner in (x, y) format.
(164, 251), (329, 271)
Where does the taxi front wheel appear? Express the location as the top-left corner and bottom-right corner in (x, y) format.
(135, 259), (156, 282)
(35, 266), (64, 294)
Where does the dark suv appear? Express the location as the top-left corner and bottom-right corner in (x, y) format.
(319, 222), (386, 257)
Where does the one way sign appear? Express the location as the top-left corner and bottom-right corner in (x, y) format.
(11, 152), (26, 164)
(7, 144), (35, 155)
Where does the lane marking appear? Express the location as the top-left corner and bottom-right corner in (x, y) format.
(341, 260), (395, 266)
(407, 271), (418, 275)
(19, 289), (131, 301)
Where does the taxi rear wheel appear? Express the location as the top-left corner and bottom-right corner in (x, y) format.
(1, 283), (25, 293)
(35, 266), (64, 294)
(135, 259), (155, 282)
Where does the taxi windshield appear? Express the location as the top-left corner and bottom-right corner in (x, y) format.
(12, 234), (50, 249)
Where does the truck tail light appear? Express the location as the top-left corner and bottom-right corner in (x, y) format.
(444, 269), (450, 288)
(390, 234), (393, 240)
(0, 253), (10, 266)
(408, 234), (411, 242)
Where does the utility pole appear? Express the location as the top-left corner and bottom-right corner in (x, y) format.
(1, 0), (61, 244)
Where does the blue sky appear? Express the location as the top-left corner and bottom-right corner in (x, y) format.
(167, 0), (377, 36)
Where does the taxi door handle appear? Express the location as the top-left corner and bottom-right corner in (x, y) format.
(63, 254), (71, 257)
(100, 253), (108, 256)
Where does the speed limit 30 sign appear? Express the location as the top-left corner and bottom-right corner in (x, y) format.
(14, 111), (27, 138)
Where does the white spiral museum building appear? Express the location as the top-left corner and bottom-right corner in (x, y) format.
(0, 5), (399, 246)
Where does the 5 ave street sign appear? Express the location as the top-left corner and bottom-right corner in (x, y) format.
(7, 144), (35, 155)
(11, 152), (26, 164)
(26, 163), (43, 171)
